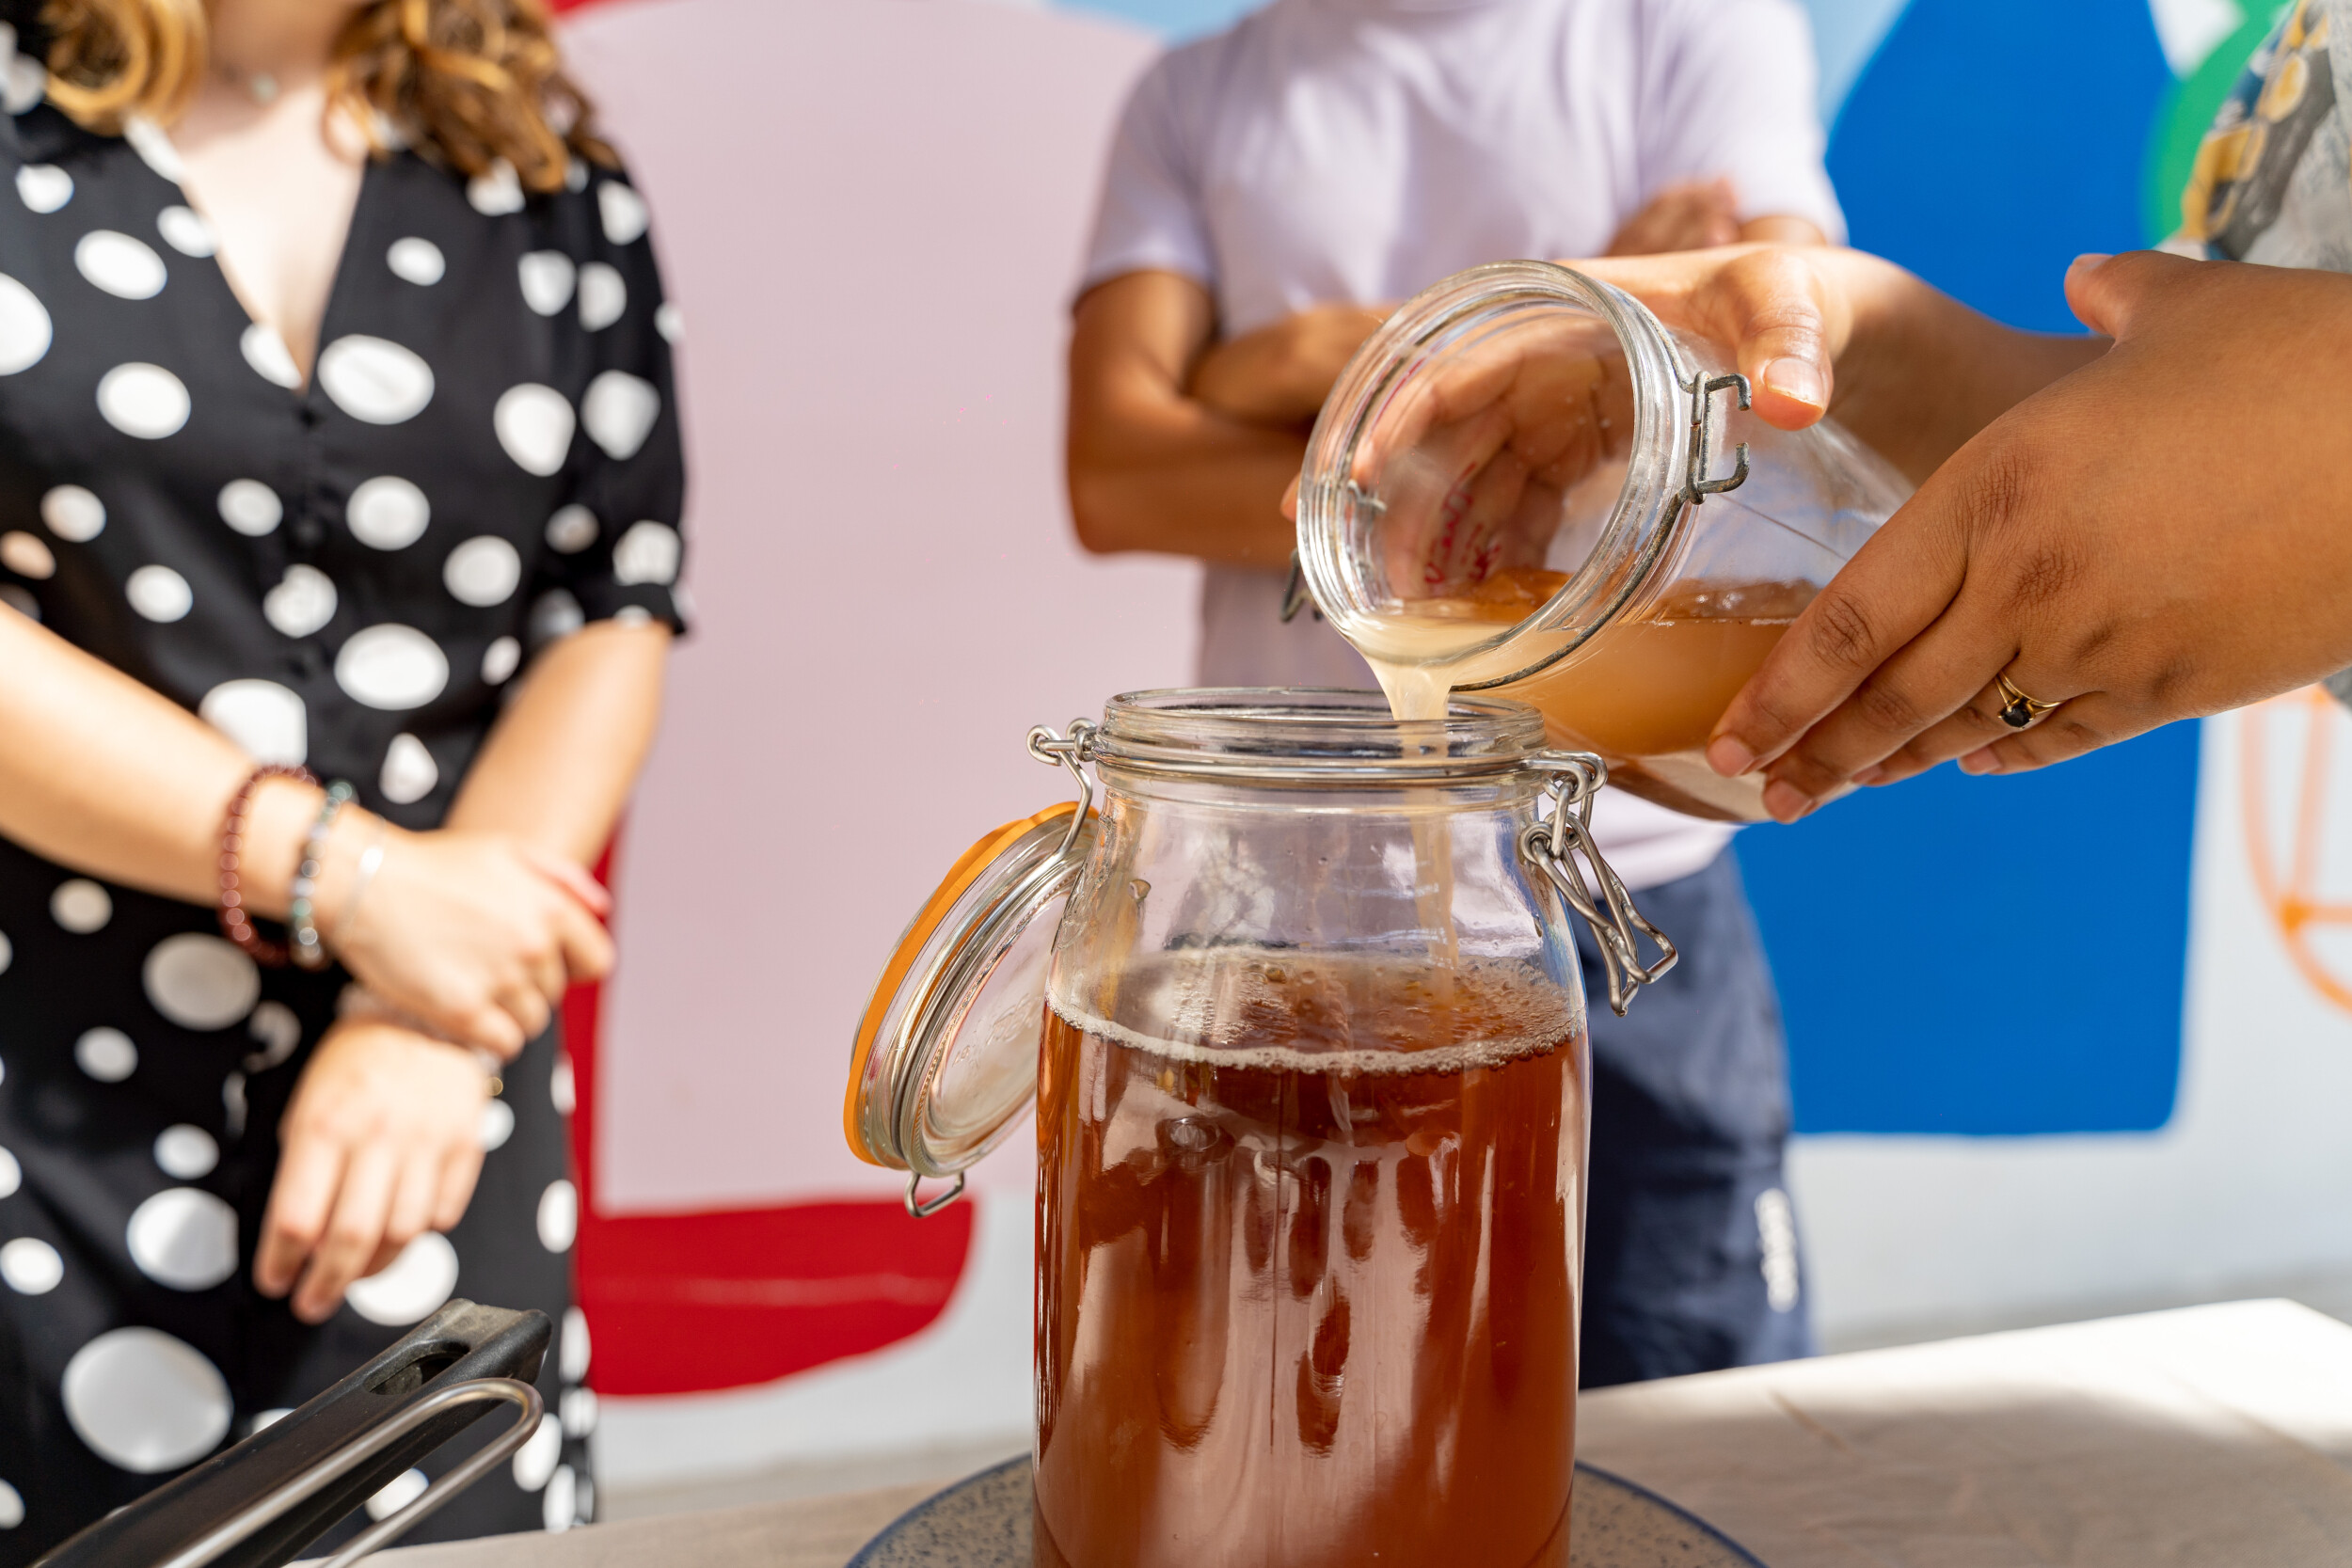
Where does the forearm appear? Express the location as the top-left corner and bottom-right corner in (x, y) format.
(443, 619), (670, 863)
(1068, 417), (1306, 571)
(1821, 250), (2106, 482)
(0, 608), (318, 911)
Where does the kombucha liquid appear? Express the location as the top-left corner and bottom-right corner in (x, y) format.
(1035, 952), (1585, 1568)
(1362, 568), (1817, 821)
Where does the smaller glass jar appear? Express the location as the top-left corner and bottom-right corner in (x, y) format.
(1294, 261), (1914, 821)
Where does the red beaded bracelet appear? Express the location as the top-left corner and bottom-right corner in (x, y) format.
(217, 762), (319, 965)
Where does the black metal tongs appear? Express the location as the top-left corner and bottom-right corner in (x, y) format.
(36, 1299), (550, 1568)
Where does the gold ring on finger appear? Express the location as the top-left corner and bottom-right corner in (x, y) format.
(1994, 671), (2060, 730)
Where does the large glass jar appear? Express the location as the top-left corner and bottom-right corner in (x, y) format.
(1294, 261), (1914, 821)
(846, 689), (1676, 1568)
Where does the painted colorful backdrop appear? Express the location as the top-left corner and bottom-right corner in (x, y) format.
(540, 0), (2352, 1489)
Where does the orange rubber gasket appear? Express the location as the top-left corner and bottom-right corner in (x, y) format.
(843, 800), (1083, 1165)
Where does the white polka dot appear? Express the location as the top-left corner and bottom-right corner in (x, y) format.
(0, 1146), (16, 1198)
(612, 605), (653, 628)
(143, 933), (260, 1030)
(345, 1231), (459, 1325)
(154, 1125), (218, 1180)
(517, 251), (575, 316)
(493, 384), (574, 476)
(544, 504), (596, 554)
(550, 1053), (576, 1115)
(578, 261), (625, 331)
(238, 323), (299, 388)
(216, 479), (280, 537)
(2, 51), (41, 116)
(75, 1026), (136, 1081)
(249, 1407), (291, 1433)
(581, 371), (659, 461)
(122, 117), (186, 183)
(467, 158), (524, 216)
(318, 335), (433, 424)
(560, 1386), (598, 1438)
(478, 1099), (515, 1150)
(565, 158), (589, 193)
(41, 483), (103, 541)
(481, 635), (521, 685)
(199, 678), (307, 765)
(366, 1466), (430, 1522)
(537, 1178), (577, 1252)
(0, 273), (50, 373)
(545, 1464), (578, 1532)
(0, 1478), (21, 1528)
(560, 1306), (592, 1382)
(655, 302), (683, 343)
(263, 562), (336, 638)
(379, 732), (438, 805)
(221, 1071), (246, 1134)
(513, 1412), (562, 1490)
(156, 204), (215, 257)
(0, 928), (8, 975)
(127, 1187), (237, 1290)
(74, 230), (165, 300)
(0, 531), (52, 578)
(125, 562), (192, 621)
(245, 1000), (300, 1070)
(51, 879), (110, 933)
(15, 163), (69, 213)
(612, 520), (681, 586)
(386, 236), (444, 285)
(346, 474), (430, 550)
(98, 363), (191, 438)
(442, 535), (520, 609)
(62, 1327), (232, 1473)
(335, 624), (448, 711)
(528, 588), (583, 647)
(0, 584), (35, 620)
(597, 181), (649, 245)
(0, 1237), (59, 1293)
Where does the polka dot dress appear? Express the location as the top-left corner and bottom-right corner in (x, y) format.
(0, 30), (684, 1563)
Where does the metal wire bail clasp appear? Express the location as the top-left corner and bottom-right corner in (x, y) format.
(1026, 718), (1099, 859)
(1679, 366), (1753, 507)
(1518, 752), (1677, 1016)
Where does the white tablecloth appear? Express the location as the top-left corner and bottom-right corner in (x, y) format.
(374, 1300), (2352, 1566)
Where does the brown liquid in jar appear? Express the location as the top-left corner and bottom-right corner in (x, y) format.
(1365, 567), (1819, 821)
(1035, 952), (1584, 1568)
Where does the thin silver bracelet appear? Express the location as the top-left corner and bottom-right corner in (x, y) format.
(288, 782), (355, 971)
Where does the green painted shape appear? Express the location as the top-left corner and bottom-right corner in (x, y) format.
(2143, 4), (2292, 244)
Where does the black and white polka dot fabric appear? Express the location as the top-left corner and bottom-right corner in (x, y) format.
(0, 25), (684, 1561)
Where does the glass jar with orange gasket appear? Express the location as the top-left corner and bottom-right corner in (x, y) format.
(846, 688), (1674, 1568)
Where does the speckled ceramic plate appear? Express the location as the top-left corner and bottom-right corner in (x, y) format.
(847, 1457), (1764, 1567)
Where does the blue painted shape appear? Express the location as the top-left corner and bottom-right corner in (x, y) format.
(1826, 0), (2173, 331)
(1053, 0), (1257, 40)
(1738, 723), (2200, 1135)
(1728, 0), (2200, 1137)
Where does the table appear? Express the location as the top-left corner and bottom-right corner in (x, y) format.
(372, 1300), (2352, 1567)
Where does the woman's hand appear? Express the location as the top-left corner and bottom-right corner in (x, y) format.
(1706, 252), (2352, 819)
(254, 1020), (492, 1324)
(1604, 178), (1743, 258)
(327, 823), (612, 1058)
(1189, 303), (1391, 427)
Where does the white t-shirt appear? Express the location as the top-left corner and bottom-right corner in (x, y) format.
(1080, 0), (1842, 889)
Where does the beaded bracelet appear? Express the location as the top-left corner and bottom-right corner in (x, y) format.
(288, 781), (356, 971)
(217, 763), (320, 965)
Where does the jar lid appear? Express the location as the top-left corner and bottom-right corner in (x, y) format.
(845, 801), (1096, 1207)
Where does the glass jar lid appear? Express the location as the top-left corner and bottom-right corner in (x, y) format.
(845, 800), (1096, 1210)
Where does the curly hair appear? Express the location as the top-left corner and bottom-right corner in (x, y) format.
(38, 0), (612, 193)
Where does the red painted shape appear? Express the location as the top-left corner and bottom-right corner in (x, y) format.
(563, 843), (976, 1396)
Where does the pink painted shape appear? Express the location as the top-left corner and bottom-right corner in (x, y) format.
(561, 0), (1191, 1212)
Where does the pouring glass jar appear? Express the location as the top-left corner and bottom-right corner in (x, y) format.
(846, 689), (1674, 1568)
(1292, 260), (1915, 821)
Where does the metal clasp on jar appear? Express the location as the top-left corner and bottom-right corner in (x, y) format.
(1679, 366), (1753, 508)
(1519, 752), (1678, 1015)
